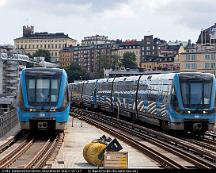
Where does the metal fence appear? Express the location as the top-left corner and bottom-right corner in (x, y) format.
(0, 109), (18, 138)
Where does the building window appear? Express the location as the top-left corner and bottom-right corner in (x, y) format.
(185, 64), (190, 69)
(211, 63), (216, 69)
(211, 54), (215, 60)
(205, 54), (210, 60)
(205, 63), (210, 69)
(185, 54), (190, 61)
(191, 63), (197, 69)
(191, 54), (196, 61)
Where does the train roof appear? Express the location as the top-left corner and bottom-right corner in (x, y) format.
(23, 67), (65, 76)
(70, 72), (214, 85)
(24, 67), (64, 72)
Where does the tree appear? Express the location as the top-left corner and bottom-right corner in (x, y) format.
(65, 62), (86, 83)
(92, 54), (112, 79)
(33, 49), (51, 62)
(26, 62), (34, 68)
(121, 52), (137, 69)
(26, 53), (34, 68)
(111, 54), (121, 70)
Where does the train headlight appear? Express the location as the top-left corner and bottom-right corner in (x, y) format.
(50, 108), (56, 112)
(203, 111), (206, 114)
(187, 111), (191, 114)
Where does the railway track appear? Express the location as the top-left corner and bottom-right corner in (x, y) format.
(0, 131), (64, 169)
(204, 131), (216, 140)
(0, 131), (25, 154)
(73, 108), (216, 169)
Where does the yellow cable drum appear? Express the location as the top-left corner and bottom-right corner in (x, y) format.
(83, 140), (107, 167)
(83, 136), (123, 167)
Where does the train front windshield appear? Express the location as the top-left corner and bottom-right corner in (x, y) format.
(27, 79), (59, 105)
(179, 74), (213, 109)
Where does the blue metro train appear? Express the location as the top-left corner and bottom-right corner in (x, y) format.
(17, 68), (69, 131)
(69, 72), (216, 134)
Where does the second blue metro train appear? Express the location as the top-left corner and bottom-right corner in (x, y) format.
(69, 72), (216, 134)
(17, 68), (70, 131)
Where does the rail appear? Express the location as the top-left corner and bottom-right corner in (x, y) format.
(74, 108), (216, 169)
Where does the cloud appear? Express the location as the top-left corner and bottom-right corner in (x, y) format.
(155, 0), (216, 29)
(103, 3), (136, 19)
(0, 0), (215, 44)
(0, 0), (7, 8)
(5, 0), (128, 16)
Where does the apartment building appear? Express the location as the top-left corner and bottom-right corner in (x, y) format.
(81, 35), (113, 46)
(116, 40), (141, 67)
(59, 43), (115, 72)
(141, 35), (167, 58)
(14, 26), (76, 62)
(178, 50), (216, 75)
(197, 23), (216, 46)
(140, 56), (175, 71)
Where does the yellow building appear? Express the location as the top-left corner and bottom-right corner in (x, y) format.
(116, 40), (141, 67)
(59, 47), (75, 67)
(178, 51), (216, 75)
(140, 56), (175, 71)
(14, 26), (76, 62)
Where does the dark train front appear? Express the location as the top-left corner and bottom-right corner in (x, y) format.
(17, 68), (69, 131)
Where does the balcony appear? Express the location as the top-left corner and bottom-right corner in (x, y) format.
(5, 66), (18, 71)
(5, 79), (18, 84)
(6, 61), (18, 65)
(6, 86), (17, 90)
(4, 73), (18, 77)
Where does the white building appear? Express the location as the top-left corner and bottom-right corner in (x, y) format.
(0, 46), (29, 95)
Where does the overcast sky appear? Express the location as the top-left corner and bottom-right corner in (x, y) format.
(0, 0), (215, 44)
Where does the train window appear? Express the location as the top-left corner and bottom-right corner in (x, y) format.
(190, 83), (203, 105)
(27, 78), (60, 105)
(62, 86), (69, 107)
(36, 79), (50, 102)
(181, 82), (189, 105)
(204, 83), (211, 104)
(51, 80), (58, 102)
(180, 81), (212, 109)
(171, 87), (179, 111)
(28, 79), (35, 103)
